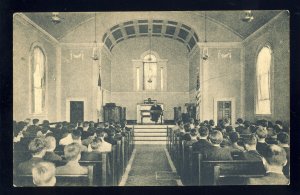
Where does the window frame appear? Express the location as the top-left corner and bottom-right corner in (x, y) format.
(254, 44), (274, 117)
(143, 54), (158, 91)
(29, 43), (48, 117)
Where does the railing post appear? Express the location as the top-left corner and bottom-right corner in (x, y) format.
(101, 153), (107, 186)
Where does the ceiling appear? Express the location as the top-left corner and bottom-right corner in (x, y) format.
(23, 11), (281, 43)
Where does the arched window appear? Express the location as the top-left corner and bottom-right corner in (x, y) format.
(143, 54), (157, 90)
(256, 46), (272, 115)
(31, 47), (46, 114)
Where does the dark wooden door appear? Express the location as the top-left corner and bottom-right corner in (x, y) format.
(70, 101), (84, 123)
(217, 101), (232, 125)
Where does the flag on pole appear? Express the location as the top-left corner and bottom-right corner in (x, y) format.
(96, 65), (102, 121)
(195, 74), (201, 120)
(98, 71), (101, 89)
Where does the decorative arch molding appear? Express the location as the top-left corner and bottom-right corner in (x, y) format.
(102, 19), (200, 53)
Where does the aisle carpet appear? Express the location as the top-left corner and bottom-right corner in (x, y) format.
(125, 145), (179, 186)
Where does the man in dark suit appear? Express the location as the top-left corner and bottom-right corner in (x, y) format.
(18, 138), (47, 174)
(235, 118), (244, 134)
(256, 126), (269, 157)
(23, 118), (41, 138)
(242, 134), (263, 161)
(192, 126), (212, 153)
(150, 102), (162, 124)
(277, 132), (290, 178)
(247, 145), (289, 185)
(205, 130), (233, 160)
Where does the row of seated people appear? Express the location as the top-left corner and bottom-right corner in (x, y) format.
(168, 118), (290, 185)
(13, 119), (134, 186)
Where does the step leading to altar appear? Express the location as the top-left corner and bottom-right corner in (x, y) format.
(129, 125), (174, 145)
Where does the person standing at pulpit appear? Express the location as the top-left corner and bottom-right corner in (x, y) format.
(150, 102), (162, 124)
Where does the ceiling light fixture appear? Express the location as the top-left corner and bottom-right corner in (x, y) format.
(240, 10), (254, 22)
(91, 12), (100, 61)
(51, 12), (63, 24)
(202, 12), (209, 61)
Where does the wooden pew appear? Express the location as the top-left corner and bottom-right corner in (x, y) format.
(14, 165), (94, 186)
(186, 151), (266, 185)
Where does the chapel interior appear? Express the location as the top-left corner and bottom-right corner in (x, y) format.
(13, 11), (290, 186)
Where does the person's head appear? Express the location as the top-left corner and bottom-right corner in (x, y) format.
(28, 138), (47, 157)
(96, 129), (107, 138)
(208, 120), (215, 127)
(224, 118), (230, 125)
(24, 118), (31, 126)
(177, 120), (183, 126)
(83, 121), (89, 129)
(243, 134), (257, 151)
(190, 128), (198, 136)
(244, 120), (251, 128)
(71, 129), (82, 140)
(33, 119), (40, 125)
(209, 130), (223, 145)
(236, 118), (243, 125)
(64, 143), (81, 162)
(55, 123), (62, 129)
(189, 118), (195, 124)
(32, 162), (56, 186)
(277, 132), (289, 145)
(262, 145), (287, 170)
(260, 119), (268, 128)
(44, 136), (56, 152)
(229, 132), (240, 144)
(90, 138), (101, 150)
(89, 121), (95, 127)
(154, 101), (157, 106)
(250, 125), (258, 133)
(256, 126), (268, 140)
(42, 120), (50, 127)
(184, 123), (191, 132)
(203, 120), (209, 126)
(62, 121), (68, 127)
(198, 126), (209, 138)
(225, 126), (235, 134)
(275, 120), (283, 127)
(67, 124), (76, 133)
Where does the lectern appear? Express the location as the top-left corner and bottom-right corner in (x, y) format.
(136, 100), (164, 124)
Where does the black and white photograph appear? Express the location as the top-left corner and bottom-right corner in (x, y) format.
(12, 11), (290, 186)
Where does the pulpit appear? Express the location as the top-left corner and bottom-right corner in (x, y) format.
(103, 103), (126, 123)
(137, 101), (164, 124)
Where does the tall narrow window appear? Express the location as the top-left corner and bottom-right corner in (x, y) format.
(143, 54), (157, 90)
(32, 47), (46, 114)
(256, 46), (272, 115)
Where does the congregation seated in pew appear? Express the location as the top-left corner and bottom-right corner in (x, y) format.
(13, 119), (134, 186)
(168, 117), (290, 185)
(56, 143), (88, 175)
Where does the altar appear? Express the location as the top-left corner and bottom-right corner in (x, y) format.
(137, 100), (164, 124)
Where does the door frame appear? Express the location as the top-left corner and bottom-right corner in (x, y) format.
(213, 97), (236, 125)
(66, 97), (88, 122)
